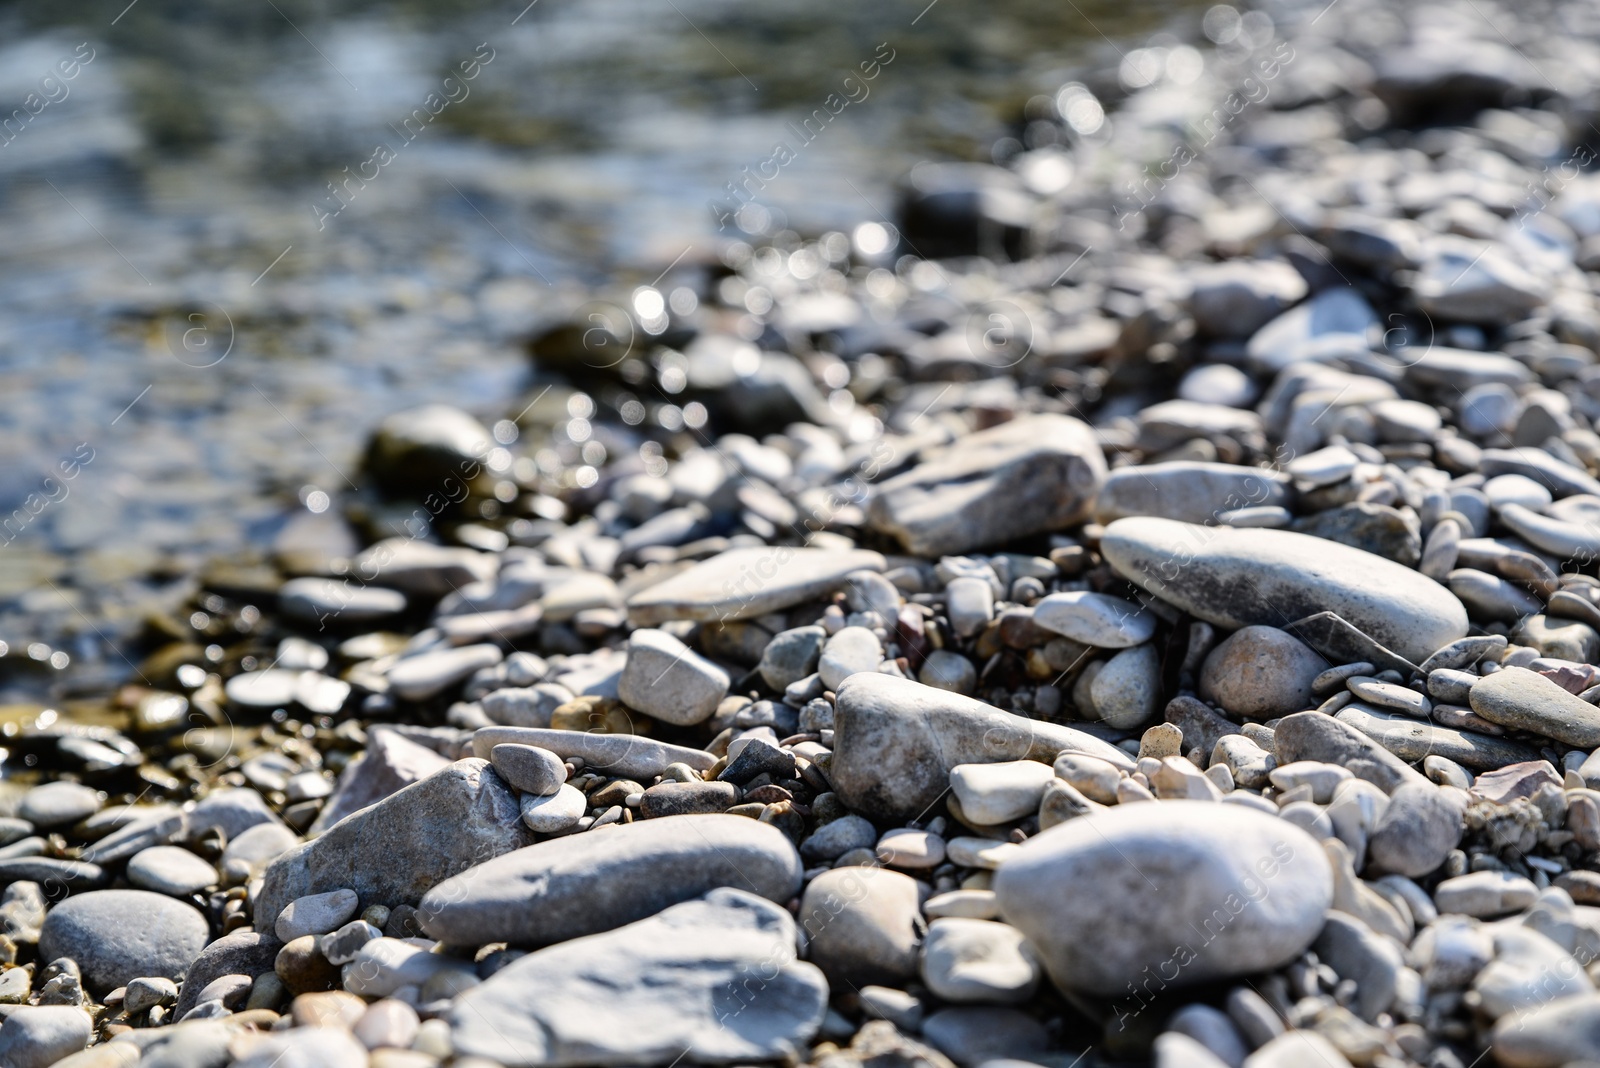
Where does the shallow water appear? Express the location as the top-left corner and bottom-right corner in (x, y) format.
(0, 0), (1197, 664)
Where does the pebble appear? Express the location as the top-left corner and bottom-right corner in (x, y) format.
(355, 998), (421, 1050)
(387, 644), (504, 701)
(519, 783), (586, 833)
(830, 672), (1132, 821)
(920, 918), (1039, 1003)
(626, 546), (885, 625)
(1101, 518), (1468, 663)
(919, 1006), (1049, 1066)
(994, 801), (1332, 996)
(758, 626), (826, 691)
(1435, 871), (1540, 917)
(1471, 666), (1600, 746)
(19, 782), (100, 830)
(1089, 644), (1162, 730)
(275, 888), (360, 942)
(616, 628), (730, 725)
(449, 889), (826, 1065)
(125, 846), (218, 896)
(867, 414), (1105, 556)
(279, 576), (407, 625)
(1032, 591), (1156, 648)
(1199, 626), (1327, 719)
(419, 813), (801, 947)
(471, 725), (717, 780)
(0, 1006), (91, 1068)
(1492, 992), (1600, 1067)
(1096, 462), (1291, 527)
(949, 761), (1056, 826)
(1267, 762), (1350, 804)
(875, 828), (945, 869)
(919, 649), (977, 694)
(1365, 783), (1464, 879)
(486, 743), (567, 796)
(819, 626), (885, 690)
(38, 891), (208, 994)
(800, 866), (924, 986)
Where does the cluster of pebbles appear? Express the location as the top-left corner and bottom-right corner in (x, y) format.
(18, 0), (1600, 1067)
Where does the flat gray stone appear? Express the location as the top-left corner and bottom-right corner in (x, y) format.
(470, 726), (716, 780)
(170, 929), (281, 1019)
(0, 1006), (91, 1068)
(1335, 703), (1539, 771)
(126, 847), (218, 897)
(800, 867), (925, 987)
(19, 782), (100, 830)
(1367, 783), (1464, 878)
(995, 801), (1332, 996)
(38, 891), (209, 994)
(1471, 666), (1600, 747)
(627, 547), (886, 625)
(254, 759), (531, 928)
(449, 889), (827, 1067)
(831, 673), (1134, 821)
(1491, 991), (1600, 1067)
(387, 643), (503, 701)
(1101, 517), (1468, 663)
(278, 577), (406, 626)
(758, 626), (826, 691)
(867, 414), (1106, 556)
(489, 743), (567, 796)
(420, 813), (802, 947)
(1273, 711), (1429, 794)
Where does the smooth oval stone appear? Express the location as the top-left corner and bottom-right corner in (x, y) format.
(519, 784), (586, 833)
(19, 782), (101, 830)
(831, 673), (1134, 822)
(1498, 503), (1600, 558)
(126, 846), (219, 897)
(38, 890), (209, 994)
(1100, 517), (1468, 663)
(419, 813), (803, 948)
(819, 627), (885, 690)
(1491, 991), (1600, 1067)
(387, 644), (504, 702)
(1200, 626), (1328, 719)
(994, 801), (1332, 997)
(0, 1005), (92, 1068)
(1471, 666), (1600, 748)
(1093, 462), (1292, 526)
(1089, 644), (1162, 729)
(1032, 591), (1155, 648)
(488, 743), (567, 796)
(224, 669), (301, 710)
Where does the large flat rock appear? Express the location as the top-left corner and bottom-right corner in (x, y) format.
(254, 759), (531, 928)
(1100, 517), (1467, 663)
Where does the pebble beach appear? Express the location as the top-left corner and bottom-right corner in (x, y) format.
(9, 0), (1600, 1067)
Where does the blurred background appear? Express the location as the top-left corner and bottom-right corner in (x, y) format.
(0, 0), (1202, 686)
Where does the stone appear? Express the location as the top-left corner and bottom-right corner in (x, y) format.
(919, 650), (977, 694)
(1334, 703), (1538, 771)
(1314, 912), (1403, 1022)
(1268, 762), (1350, 804)
(949, 761), (1056, 826)
(1241, 1032), (1352, 1068)
(1189, 260), (1308, 338)
(801, 814), (878, 861)
(420, 813), (801, 947)
(616, 628), (730, 726)
(470, 726), (716, 780)
(1472, 666), (1600, 747)
(995, 802), (1332, 996)
(919, 1006), (1049, 1067)
(38, 891), (208, 994)
(1476, 925), (1593, 1020)
(831, 673), (1133, 821)
(1199, 626), (1327, 719)
(229, 1024), (371, 1068)
(1491, 991), (1600, 1067)
(0, 1006), (91, 1068)
(356, 998), (421, 1050)
(519, 784), (586, 833)
(1155, 1032), (1234, 1068)
(1247, 284), (1378, 373)
(275, 889), (360, 942)
(627, 547), (885, 625)
(758, 626), (826, 691)
(309, 730), (454, 837)
(1435, 871), (1539, 917)
(388, 644), (503, 701)
(1366, 783), (1464, 879)
(1053, 752), (1124, 804)
(876, 828), (945, 869)
(819, 627), (885, 691)
(919, 918), (1038, 1003)
(1093, 462), (1292, 528)
(1032, 591), (1157, 648)
(1474, 761), (1563, 804)
(1100, 518), (1468, 663)
(1291, 502), (1422, 567)
(1168, 1003), (1250, 1067)
(340, 936), (469, 998)
(867, 414), (1106, 556)
(1089, 644), (1162, 730)
(363, 403), (493, 497)
(19, 782), (99, 830)
(1272, 711), (1429, 794)
(171, 929), (282, 1019)
(125, 847), (218, 897)
(123, 976), (178, 1016)
(800, 866), (925, 987)
(449, 889), (827, 1066)
(274, 934), (338, 995)
(254, 759), (531, 928)
(221, 821), (298, 877)
(279, 577), (407, 626)
(487, 743), (566, 796)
